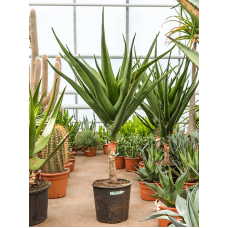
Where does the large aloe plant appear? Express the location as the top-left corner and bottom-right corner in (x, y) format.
(29, 79), (78, 185)
(136, 52), (199, 165)
(48, 9), (177, 183)
(142, 185), (199, 227)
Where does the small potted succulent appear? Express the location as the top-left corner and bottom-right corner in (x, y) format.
(124, 134), (142, 171)
(142, 165), (195, 227)
(135, 145), (164, 201)
(76, 130), (100, 156)
(115, 134), (127, 169)
(142, 185), (199, 227)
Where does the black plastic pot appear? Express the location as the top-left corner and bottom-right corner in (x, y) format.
(92, 178), (132, 224)
(29, 181), (51, 226)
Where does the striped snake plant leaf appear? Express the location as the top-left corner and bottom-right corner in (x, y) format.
(101, 8), (118, 105)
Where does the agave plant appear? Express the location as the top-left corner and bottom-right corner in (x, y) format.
(143, 165), (191, 207)
(48, 9), (177, 183)
(29, 79), (78, 185)
(135, 51), (199, 165)
(81, 115), (96, 134)
(142, 185), (199, 227)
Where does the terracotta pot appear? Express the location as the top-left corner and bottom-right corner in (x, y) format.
(69, 151), (75, 158)
(137, 156), (142, 162)
(68, 157), (76, 172)
(84, 147), (96, 156)
(138, 181), (161, 201)
(156, 199), (182, 227)
(35, 172), (39, 179)
(40, 168), (70, 199)
(72, 145), (76, 152)
(124, 157), (140, 172)
(81, 146), (87, 152)
(103, 144), (108, 155)
(139, 161), (144, 168)
(115, 156), (125, 169)
(183, 181), (199, 190)
(64, 162), (73, 176)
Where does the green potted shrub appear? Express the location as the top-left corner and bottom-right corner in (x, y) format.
(29, 80), (77, 225)
(76, 130), (100, 156)
(142, 185), (199, 227)
(135, 144), (164, 201)
(115, 134), (127, 169)
(142, 165), (195, 227)
(98, 125), (109, 154)
(49, 8), (176, 224)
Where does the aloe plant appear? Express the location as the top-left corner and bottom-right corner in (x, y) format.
(142, 185), (199, 227)
(143, 165), (191, 207)
(48, 9), (177, 183)
(81, 115), (96, 134)
(136, 52), (199, 165)
(29, 79), (78, 186)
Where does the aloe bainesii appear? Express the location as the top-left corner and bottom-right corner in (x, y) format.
(48, 9), (177, 184)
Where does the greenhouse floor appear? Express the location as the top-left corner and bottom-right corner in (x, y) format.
(34, 150), (159, 227)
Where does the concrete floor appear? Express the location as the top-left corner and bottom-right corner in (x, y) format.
(35, 150), (159, 227)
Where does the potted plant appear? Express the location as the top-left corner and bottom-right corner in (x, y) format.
(142, 165), (196, 227)
(142, 185), (199, 227)
(124, 134), (143, 171)
(49, 8), (176, 224)
(135, 144), (164, 201)
(98, 125), (109, 154)
(29, 80), (77, 225)
(115, 134), (127, 169)
(76, 130), (100, 156)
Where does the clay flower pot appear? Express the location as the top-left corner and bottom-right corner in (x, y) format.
(183, 181), (199, 190)
(103, 144), (108, 154)
(84, 147), (96, 156)
(115, 156), (125, 169)
(138, 181), (162, 201)
(139, 161), (144, 168)
(155, 199), (182, 227)
(64, 162), (73, 176)
(68, 157), (76, 172)
(69, 151), (75, 158)
(34, 172), (39, 179)
(81, 146), (87, 152)
(40, 168), (70, 199)
(124, 157), (140, 172)
(72, 145), (76, 152)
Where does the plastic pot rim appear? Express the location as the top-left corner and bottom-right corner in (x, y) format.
(29, 180), (51, 195)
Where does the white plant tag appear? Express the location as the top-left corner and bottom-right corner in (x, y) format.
(110, 190), (125, 195)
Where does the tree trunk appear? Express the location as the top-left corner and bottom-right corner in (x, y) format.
(108, 141), (118, 183)
(187, 41), (197, 134)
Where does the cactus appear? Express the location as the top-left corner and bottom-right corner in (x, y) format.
(29, 9), (62, 112)
(39, 124), (70, 173)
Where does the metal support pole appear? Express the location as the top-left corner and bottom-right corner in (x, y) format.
(73, 0), (78, 121)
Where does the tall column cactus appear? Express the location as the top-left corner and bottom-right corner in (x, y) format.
(29, 8), (62, 112)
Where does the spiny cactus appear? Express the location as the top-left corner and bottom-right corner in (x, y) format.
(29, 9), (62, 113)
(40, 124), (70, 173)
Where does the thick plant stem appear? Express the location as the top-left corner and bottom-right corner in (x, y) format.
(163, 143), (170, 165)
(188, 41), (197, 134)
(108, 134), (117, 184)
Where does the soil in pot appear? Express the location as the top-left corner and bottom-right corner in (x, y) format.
(29, 179), (51, 226)
(92, 179), (132, 224)
(156, 199), (182, 227)
(124, 157), (140, 172)
(115, 156), (125, 169)
(84, 147), (96, 156)
(103, 144), (108, 155)
(40, 168), (70, 199)
(138, 181), (161, 201)
(68, 157), (76, 172)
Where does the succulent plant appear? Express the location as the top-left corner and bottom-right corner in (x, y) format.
(81, 115), (96, 134)
(76, 130), (100, 148)
(143, 165), (191, 208)
(39, 124), (71, 173)
(142, 184), (199, 227)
